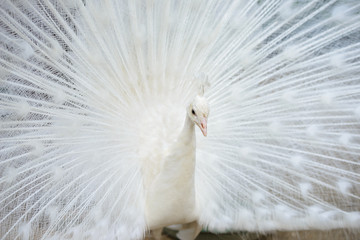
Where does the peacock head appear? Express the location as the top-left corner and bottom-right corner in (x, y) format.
(188, 74), (210, 138)
(188, 95), (209, 136)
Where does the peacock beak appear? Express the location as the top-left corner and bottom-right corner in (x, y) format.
(199, 118), (207, 137)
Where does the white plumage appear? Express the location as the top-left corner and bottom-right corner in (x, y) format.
(0, 0), (360, 239)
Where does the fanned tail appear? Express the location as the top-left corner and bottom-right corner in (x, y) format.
(0, 0), (360, 239)
(196, 0), (360, 232)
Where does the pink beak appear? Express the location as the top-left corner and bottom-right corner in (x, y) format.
(199, 119), (207, 137)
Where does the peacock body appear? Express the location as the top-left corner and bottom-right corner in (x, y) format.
(1, 0), (360, 239)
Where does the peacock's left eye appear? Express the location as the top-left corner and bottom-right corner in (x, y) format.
(192, 109), (196, 116)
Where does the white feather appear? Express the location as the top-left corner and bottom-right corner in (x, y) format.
(1, 0), (360, 239)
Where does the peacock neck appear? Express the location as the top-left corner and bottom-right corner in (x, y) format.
(179, 114), (195, 142)
(144, 112), (198, 229)
(161, 113), (196, 174)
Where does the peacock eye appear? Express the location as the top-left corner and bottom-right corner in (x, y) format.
(192, 109), (196, 116)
